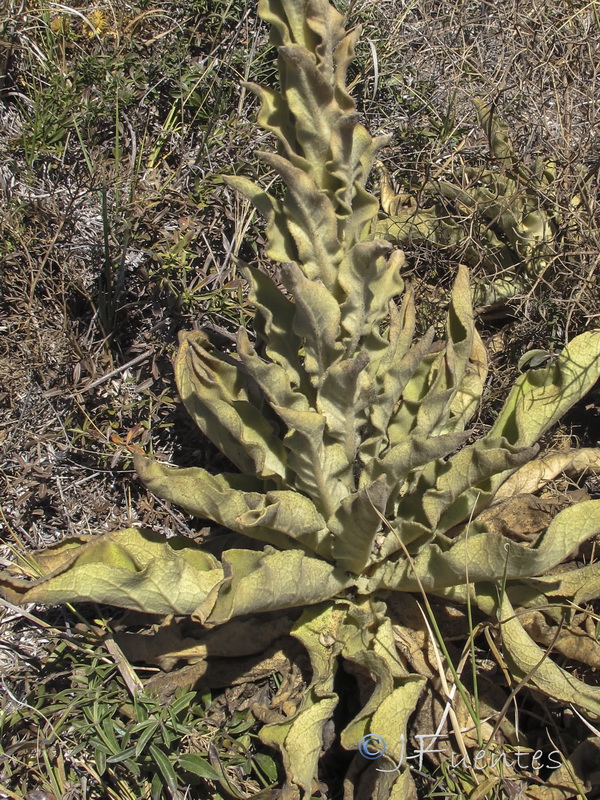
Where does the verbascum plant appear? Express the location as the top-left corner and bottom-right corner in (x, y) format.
(2, 2), (600, 798)
(377, 99), (591, 306)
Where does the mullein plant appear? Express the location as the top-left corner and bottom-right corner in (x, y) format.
(376, 99), (592, 307)
(2, 1), (600, 797)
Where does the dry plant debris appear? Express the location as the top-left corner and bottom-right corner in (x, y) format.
(0, 1), (599, 799)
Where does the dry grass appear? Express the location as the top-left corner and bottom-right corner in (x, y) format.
(355, 0), (600, 339)
(1, 0), (599, 798)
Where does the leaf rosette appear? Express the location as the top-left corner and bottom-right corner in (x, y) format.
(376, 99), (588, 307)
(2, 1), (600, 798)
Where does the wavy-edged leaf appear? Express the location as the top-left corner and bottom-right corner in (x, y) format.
(445, 329), (488, 432)
(389, 439), (535, 542)
(237, 328), (309, 413)
(385, 345), (441, 441)
(258, 0), (307, 47)
(426, 439), (538, 533)
(364, 500), (600, 594)
(329, 475), (388, 573)
(328, 117), (387, 245)
(236, 490), (331, 559)
(259, 602), (343, 800)
(261, 151), (341, 287)
(489, 330), (600, 448)
(473, 97), (514, 163)
(409, 266), (476, 437)
(134, 450), (332, 563)
(360, 289), (428, 461)
(336, 242), (403, 353)
(224, 175), (296, 263)
(362, 431), (470, 507)
(135, 456), (298, 552)
(248, 81), (308, 170)
(0, 528), (222, 616)
(339, 599), (424, 755)
(281, 261), (344, 380)
(276, 44), (341, 172)
(317, 350), (371, 458)
(305, 0), (354, 88)
(240, 263), (311, 397)
(175, 331), (287, 481)
(274, 404), (350, 516)
(199, 548), (352, 626)
(496, 593), (600, 719)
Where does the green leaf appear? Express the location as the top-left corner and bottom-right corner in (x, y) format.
(473, 97), (514, 163)
(281, 261), (344, 380)
(99, 717), (120, 753)
(252, 752), (279, 783)
(0, 528), (222, 616)
(199, 548), (353, 626)
(410, 266), (476, 437)
(336, 242), (403, 352)
(329, 476), (389, 574)
(365, 500), (600, 594)
(517, 349), (553, 371)
(261, 151), (341, 288)
(240, 263), (312, 396)
(178, 753), (220, 782)
(496, 594), (600, 719)
(134, 456), (297, 552)
(260, 603), (342, 799)
(94, 748), (107, 777)
(339, 599), (421, 751)
(224, 175), (297, 263)
(422, 438), (537, 533)
(489, 330), (600, 448)
(149, 744), (180, 795)
(532, 560), (600, 608)
(5, 1), (600, 798)
(362, 431), (470, 504)
(175, 331), (288, 481)
(446, 330), (488, 432)
(248, 81), (308, 170)
(317, 351), (371, 458)
(360, 290), (431, 461)
(236, 490), (331, 559)
(328, 123), (387, 246)
(134, 719), (160, 757)
(237, 328), (310, 413)
(106, 746), (139, 764)
(274, 403), (350, 518)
